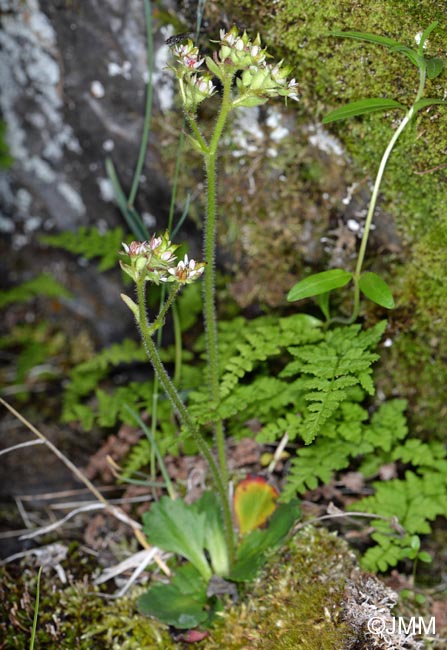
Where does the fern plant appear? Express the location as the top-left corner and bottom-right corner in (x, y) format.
(41, 227), (126, 271)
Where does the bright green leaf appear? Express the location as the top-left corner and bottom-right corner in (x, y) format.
(230, 501), (300, 582)
(234, 476), (278, 535)
(388, 46), (421, 69)
(330, 30), (404, 49)
(330, 31), (422, 69)
(323, 98), (406, 124)
(414, 98), (447, 113)
(359, 272), (395, 309)
(287, 269), (352, 302)
(138, 561), (209, 628)
(426, 57), (444, 79)
(417, 22), (438, 56)
(316, 292), (331, 320)
(195, 492), (230, 577)
(142, 496), (212, 580)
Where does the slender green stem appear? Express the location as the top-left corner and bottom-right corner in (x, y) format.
(128, 0), (153, 208)
(187, 113), (209, 152)
(172, 302), (183, 386)
(202, 75), (234, 484)
(343, 63), (427, 324)
(153, 284), (180, 331)
(135, 279), (235, 565)
(30, 566), (43, 650)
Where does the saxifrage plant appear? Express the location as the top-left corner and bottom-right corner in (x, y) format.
(119, 28), (301, 628)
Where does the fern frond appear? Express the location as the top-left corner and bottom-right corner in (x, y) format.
(392, 439), (447, 473)
(41, 226), (125, 271)
(281, 436), (374, 499)
(280, 399), (409, 500)
(256, 412), (303, 444)
(361, 534), (411, 573)
(363, 398), (408, 451)
(278, 322), (387, 444)
(121, 438), (151, 478)
(219, 314), (322, 398)
(0, 273), (71, 308)
(62, 339), (147, 424)
(353, 470), (447, 571)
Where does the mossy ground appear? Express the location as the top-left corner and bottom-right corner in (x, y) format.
(4, 526), (443, 648)
(0, 527), (358, 649)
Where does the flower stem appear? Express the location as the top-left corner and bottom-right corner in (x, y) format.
(202, 74), (234, 484)
(343, 63), (426, 324)
(135, 279), (235, 566)
(153, 284), (180, 332)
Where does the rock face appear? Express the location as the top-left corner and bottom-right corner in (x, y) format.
(0, 0), (177, 342)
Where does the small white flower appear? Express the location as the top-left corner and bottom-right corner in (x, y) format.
(168, 254), (205, 283)
(122, 241), (150, 256)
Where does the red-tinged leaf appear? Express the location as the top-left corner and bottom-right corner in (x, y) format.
(178, 629), (210, 643)
(234, 476), (279, 535)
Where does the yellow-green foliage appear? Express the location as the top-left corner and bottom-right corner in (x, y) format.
(0, 567), (172, 650)
(195, 526), (356, 650)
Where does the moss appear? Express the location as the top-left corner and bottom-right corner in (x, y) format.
(205, 526), (356, 649)
(0, 565), (172, 650)
(0, 527), (362, 649)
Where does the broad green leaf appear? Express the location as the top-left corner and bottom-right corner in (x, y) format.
(417, 22), (438, 56)
(323, 98), (406, 124)
(195, 492), (229, 577)
(414, 98), (447, 112)
(255, 499), (300, 548)
(287, 269), (352, 302)
(425, 57), (444, 80)
(234, 476), (278, 535)
(230, 501), (300, 582)
(171, 562), (208, 597)
(142, 496), (212, 580)
(138, 564), (217, 629)
(316, 292), (331, 321)
(359, 272), (395, 309)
